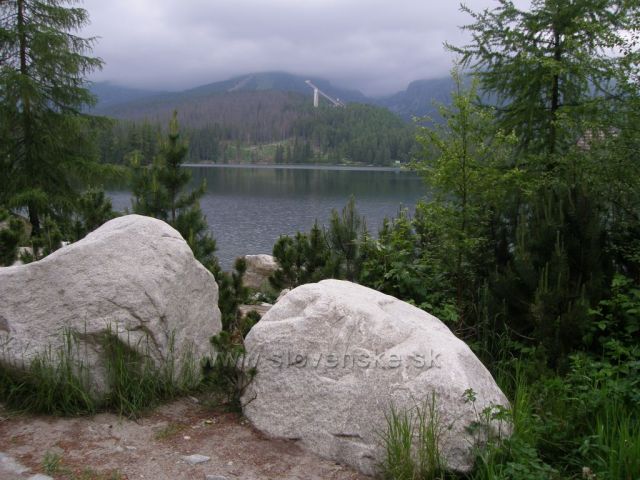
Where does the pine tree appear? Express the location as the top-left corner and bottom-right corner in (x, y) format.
(131, 111), (217, 269)
(0, 0), (103, 234)
(273, 144), (285, 164)
(326, 197), (366, 281)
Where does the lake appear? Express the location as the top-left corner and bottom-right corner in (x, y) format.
(109, 164), (427, 269)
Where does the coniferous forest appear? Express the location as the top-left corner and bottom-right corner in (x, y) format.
(94, 99), (417, 166)
(1, 0), (639, 478)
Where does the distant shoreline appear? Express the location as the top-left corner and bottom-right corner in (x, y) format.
(183, 163), (408, 172)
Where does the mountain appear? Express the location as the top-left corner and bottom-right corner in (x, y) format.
(183, 71), (368, 103)
(95, 89), (308, 138)
(90, 72), (455, 167)
(91, 71), (455, 121)
(89, 82), (163, 110)
(374, 77), (456, 121)
(92, 72), (368, 118)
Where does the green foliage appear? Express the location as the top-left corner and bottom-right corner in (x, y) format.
(215, 257), (250, 330)
(470, 364), (559, 480)
(294, 103), (416, 165)
(587, 274), (640, 347)
(269, 222), (336, 290)
(204, 325), (256, 412)
(0, 211), (26, 266)
(202, 258), (255, 411)
(326, 196), (366, 280)
(467, 327), (640, 479)
(593, 400), (640, 480)
(361, 3), (640, 476)
(71, 188), (118, 241)
(359, 210), (429, 304)
(130, 111), (218, 269)
(43, 451), (63, 475)
(450, 0), (639, 157)
(0, 0), (104, 234)
(269, 198), (369, 289)
(95, 101), (416, 166)
(96, 119), (162, 165)
(413, 70), (519, 326)
(404, 1), (640, 370)
(23, 215), (64, 262)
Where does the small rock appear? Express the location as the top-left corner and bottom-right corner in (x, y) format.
(125, 446), (137, 451)
(276, 288), (290, 302)
(205, 475), (228, 480)
(227, 461), (233, 466)
(189, 396), (200, 404)
(243, 254), (279, 290)
(0, 452), (29, 474)
(238, 303), (272, 319)
(183, 436), (191, 440)
(183, 454), (210, 465)
(48, 446), (64, 456)
(114, 446), (124, 453)
(28, 475), (54, 480)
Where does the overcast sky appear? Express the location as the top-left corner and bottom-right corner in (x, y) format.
(81, 0), (530, 96)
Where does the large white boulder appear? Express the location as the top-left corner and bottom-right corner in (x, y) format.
(0, 215), (221, 394)
(241, 280), (510, 475)
(242, 254), (278, 290)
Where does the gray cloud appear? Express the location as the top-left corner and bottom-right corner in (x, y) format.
(81, 0), (530, 96)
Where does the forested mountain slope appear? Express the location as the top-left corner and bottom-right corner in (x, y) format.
(92, 71), (455, 165)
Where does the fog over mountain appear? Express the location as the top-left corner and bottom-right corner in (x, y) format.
(90, 71), (457, 121)
(81, 0), (531, 96)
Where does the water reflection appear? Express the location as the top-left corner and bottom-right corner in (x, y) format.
(110, 165), (427, 269)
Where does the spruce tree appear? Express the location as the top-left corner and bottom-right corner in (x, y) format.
(0, 0), (103, 234)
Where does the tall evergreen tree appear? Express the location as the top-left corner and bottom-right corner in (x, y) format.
(448, 0), (639, 365)
(450, 0), (638, 159)
(0, 0), (103, 234)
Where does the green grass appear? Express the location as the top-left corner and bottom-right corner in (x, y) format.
(0, 329), (96, 415)
(468, 354), (640, 480)
(43, 450), (63, 475)
(380, 393), (448, 480)
(593, 400), (640, 480)
(153, 421), (189, 440)
(42, 450), (124, 479)
(101, 330), (199, 417)
(0, 327), (201, 418)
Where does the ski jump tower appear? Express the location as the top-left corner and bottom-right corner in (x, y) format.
(305, 80), (345, 108)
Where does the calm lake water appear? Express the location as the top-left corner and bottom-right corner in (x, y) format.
(109, 165), (427, 269)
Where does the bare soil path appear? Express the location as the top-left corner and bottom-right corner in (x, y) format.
(0, 399), (369, 480)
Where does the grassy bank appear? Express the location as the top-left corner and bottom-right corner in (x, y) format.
(0, 328), (201, 417)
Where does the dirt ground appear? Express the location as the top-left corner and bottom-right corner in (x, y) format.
(0, 398), (369, 480)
